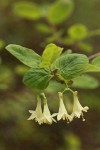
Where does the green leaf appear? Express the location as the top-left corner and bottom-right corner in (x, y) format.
(13, 1), (41, 20)
(72, 75), (99, 89)
(6, 44), (41, 68)
(55, 54), (89, 80)
(92, 56), (100, 67)
(86, 64), (100, 72)
(68, 24), (88, 40)
(48, 0), (74, 24)
(61, 49), (72, 56)
(46, 81), (66, 92)
(23, 68), (52, 89)
(40, 43), (63, 68)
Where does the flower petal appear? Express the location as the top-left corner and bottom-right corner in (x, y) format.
(29, 110), (35, 113)
(28, 112), (36, 120)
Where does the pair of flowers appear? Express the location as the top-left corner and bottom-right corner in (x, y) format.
(28, 93), (57, 125)
(28, 91), (89, 125)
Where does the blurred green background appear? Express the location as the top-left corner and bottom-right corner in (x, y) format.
(0, 0), (100, 150)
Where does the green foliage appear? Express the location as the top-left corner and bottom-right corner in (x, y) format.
(46, 80), (66, 92)
(61, 49), (72, 56)
(68, 24), (88, 40)
(55, 54), (89, 80)
(13, 1), (41, 20)
(72, 75), (99, 89)
(92, 56), (100, 67)
(6, 43), (100, 90)
(12, 0), (100, 54)
(46, 74), (99, 91)
(48, 0), (74, 24)
(6, 44), (41, 68)
(23, 68), (52, 89)
(63, 23), (99, 52)
(86, 64), (100, 72)
(40, 43), (63, 68)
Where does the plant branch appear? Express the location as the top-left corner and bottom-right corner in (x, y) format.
(89, 52), (100, 60)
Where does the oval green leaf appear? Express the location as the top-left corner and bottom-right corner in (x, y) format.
(55, 54), (89, 80)
(6, 44), (41, 68)
(92, 56), (100, 67)
(68, 24), (88, 40)
(86, 64), (100, 72)
(13, 1), (41, 20)
(72, 75), (99, 89)
(48, 0), (74, 24)
(40, 43), (63, 68)
(23, 68), (52, 89)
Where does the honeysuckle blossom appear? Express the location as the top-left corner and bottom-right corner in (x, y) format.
(57, 92), (72, 123)
(28, 90), (89, 125)
(71, 91), (89, 121)
(42, 94), (57, 124)
(28, 96), (44, 125)
(28, 94), (57, 125)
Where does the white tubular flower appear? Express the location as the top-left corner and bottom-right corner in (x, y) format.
(57, 92), (72, 123)
(71, 91), (89, 121)
(42, 94), (57, 125)
(28, 96), (44, 125)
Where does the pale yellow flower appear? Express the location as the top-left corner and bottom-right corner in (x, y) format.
(28, 96), (44, 125)
(57, 92), (72, 123)
(42, 94), (57, 124)
(71, 91), (89, 121)
(28, 94), (57, 125)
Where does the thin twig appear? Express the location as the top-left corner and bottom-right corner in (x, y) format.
(89, 52), (100, 60)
